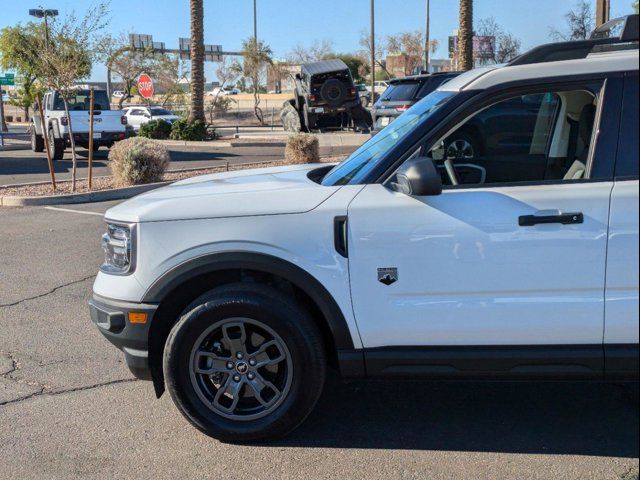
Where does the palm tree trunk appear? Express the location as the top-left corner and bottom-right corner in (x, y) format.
(189, 0), (205, 123)
(459, 0), (474, 71)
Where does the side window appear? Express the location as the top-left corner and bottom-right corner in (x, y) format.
(615, 73), (639, 179)
(428, 88), (600, 187)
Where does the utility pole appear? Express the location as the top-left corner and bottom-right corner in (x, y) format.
(424, 0), (430, 72)
(253, 0), (257, 41)
(596, 0), (610, 27)
(370, 0), (375, 100)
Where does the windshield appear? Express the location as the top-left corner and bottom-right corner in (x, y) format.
(149, 108), (173, 116)
(380, 82), (420, 101)
(52, 90), (111, 111)
(322, 90), (455, 186)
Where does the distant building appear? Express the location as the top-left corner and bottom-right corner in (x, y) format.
(429, 59), (453, 73)
(267, 62), (301, 93)
(386, 53), (419, 78)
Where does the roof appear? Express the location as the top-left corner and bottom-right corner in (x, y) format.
(301, 59), (349, 76)
(389, 72), (462, 84)
(438, 49), (638, 93)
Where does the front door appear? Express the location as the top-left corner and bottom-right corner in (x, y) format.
(347, 82), (618, 351)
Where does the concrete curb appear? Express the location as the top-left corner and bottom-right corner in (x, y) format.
(0, 144), (30, 152)
(0, 181), (169, 207)
(154, 139), (233, 148)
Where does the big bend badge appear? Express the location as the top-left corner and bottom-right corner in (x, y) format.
(377, 267), (398, 286)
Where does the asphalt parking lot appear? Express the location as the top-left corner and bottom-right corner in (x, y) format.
(0, 200), (638, 480)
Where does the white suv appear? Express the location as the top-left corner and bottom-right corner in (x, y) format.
(90, 16), (639, 442)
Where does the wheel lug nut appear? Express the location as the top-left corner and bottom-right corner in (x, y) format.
(249, 358), (256, 366)
(226, 362), (234, 369)
(233, 375), (241, 382)
(236, 352), (244, 359)
(247, 372), (255, 380)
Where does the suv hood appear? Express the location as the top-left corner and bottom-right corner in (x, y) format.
(105, 163), (338, 223)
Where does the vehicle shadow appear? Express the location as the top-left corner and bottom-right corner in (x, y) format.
(275, 379), (638, 457)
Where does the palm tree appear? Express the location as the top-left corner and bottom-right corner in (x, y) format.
(188, 0), (205, 122)
(458, 0), (474, 70)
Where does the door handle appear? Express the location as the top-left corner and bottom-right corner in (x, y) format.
(519, 212), (583, 227)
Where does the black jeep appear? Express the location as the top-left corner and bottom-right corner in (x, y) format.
(285, 59), (371, 132)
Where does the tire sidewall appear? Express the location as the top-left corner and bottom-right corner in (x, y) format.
(164, 287), (325, 442)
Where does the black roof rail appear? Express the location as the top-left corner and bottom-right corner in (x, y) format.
(508, 14), (638, 67)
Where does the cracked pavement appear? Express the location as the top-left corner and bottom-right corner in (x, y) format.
(0, 200), (638, 480)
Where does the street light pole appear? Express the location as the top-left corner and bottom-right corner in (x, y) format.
(370, 0), (375, 101)
(29, 9), (59, 48)
(424, 0), (430, 72)
(253, 0), (257, 41)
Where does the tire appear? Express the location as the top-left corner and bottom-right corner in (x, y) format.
(293, 94), (303, 111)
(444, 131), (481, 161)
(320, 78), (347, 108)
(164, 283), (326, 442)
(48, 129), (64, 160)
(31, 128), (44, 153)
(303, 107), (317, 132)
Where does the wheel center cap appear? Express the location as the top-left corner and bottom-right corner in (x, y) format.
(235, 361), (249, 374)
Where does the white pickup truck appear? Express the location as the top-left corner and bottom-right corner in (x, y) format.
(31, 89), (127, 160)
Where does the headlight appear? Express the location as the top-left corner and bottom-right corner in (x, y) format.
(100, 223), (135, 274)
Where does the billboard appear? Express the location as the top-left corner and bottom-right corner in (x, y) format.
(448, 35), (496, 59)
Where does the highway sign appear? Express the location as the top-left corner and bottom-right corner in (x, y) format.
(0, 73), (15, 86)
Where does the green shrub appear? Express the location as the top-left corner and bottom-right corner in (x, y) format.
(285, 133), (320, 164)
(108, 137), (170, 187)
(170, 118), (208, 141)
(138, 119), (173, 139)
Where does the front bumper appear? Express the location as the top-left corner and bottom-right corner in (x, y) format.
(89, 294), (158, 380)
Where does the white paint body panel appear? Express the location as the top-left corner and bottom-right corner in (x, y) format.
(347, 183), (613, 347)
(104, 164), (339, 223)
(604, 180), (640, 344)
(93, 172), (366, 349)
(439, 50), (638, 93)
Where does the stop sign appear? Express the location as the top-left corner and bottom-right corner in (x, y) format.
(137, 73), (154, 99)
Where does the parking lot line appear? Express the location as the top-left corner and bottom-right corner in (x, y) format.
(43, 206), (105, 217)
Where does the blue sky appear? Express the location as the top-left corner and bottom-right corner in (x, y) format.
(1, 0), (636, 81)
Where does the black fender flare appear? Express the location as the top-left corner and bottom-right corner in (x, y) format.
(142, 252), (356, 351)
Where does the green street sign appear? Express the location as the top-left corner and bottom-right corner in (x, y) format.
(0, 73), (15, 85)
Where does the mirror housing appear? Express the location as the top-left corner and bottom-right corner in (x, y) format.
(391, 157), (442, 196)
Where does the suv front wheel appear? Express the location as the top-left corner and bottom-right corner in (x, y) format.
(163, 283), (326, 442)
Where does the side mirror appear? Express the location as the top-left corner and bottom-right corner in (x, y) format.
(391, 157), (442, 196)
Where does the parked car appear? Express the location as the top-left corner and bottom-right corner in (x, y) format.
(366, 80), (389, 94)
(355, 83), (378, 107)
(122, 106), (180, 131)
(31, 89), (127, 159)
(112, 90), (126, 99)
(90, 15), (639, 443)
(207, 86), (240, 96)
(289, 58), (371, 131)
(372, 72), (461, 130)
